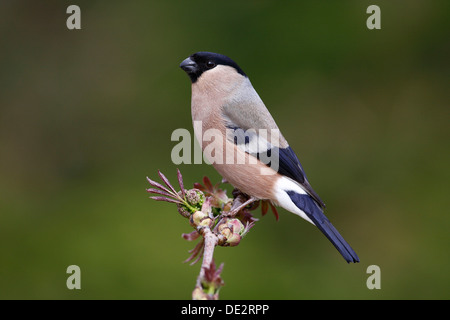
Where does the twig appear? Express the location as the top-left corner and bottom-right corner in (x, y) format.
(196, 228), (218, 287)
(146, 169), (275, 300)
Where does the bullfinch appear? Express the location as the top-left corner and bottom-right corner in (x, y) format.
(180, 51), (359, 263)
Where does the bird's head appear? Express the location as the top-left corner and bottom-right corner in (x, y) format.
(180, 52), (247, 91)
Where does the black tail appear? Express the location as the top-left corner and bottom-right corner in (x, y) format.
(287, 191), (360, 263)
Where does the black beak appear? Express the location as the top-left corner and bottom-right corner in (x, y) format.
(180, 57), (197, 73)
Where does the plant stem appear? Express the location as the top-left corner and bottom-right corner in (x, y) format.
(196, 227), (218, 287)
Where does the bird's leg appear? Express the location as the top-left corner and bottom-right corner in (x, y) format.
(224, 191), (257, 218)
(228, 197), (256, 217)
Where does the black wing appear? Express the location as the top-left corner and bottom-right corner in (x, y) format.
(226, 124), (326, 208)
(277, 146), (326, 208)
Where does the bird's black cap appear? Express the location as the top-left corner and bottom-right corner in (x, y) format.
(180, 51), (247, 83)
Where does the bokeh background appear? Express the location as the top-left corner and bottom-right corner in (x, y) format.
(1, 0), (449, 299)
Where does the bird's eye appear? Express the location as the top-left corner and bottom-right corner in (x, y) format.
(206, 61), (216, 69)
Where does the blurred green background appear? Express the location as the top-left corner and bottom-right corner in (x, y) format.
(1, 0), (449, 299)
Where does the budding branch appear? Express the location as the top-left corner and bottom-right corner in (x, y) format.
(196, 227), (217, 288)
(147, 169), (278, 300)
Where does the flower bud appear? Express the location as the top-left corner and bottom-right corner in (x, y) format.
(190, 210), (214, 229)
(228, 218), (245, 235)
(190, 210), (207, 227)
(199, 217), (214, 228)
(176, 189), (205, 218)
(176, 204), (191, 218)
(226, 232), (241, 247)
(185, 189), (205, 207)
(221, 227), (232, 238)
(217, 222), (230, 235)
(217, 218), (245, 247)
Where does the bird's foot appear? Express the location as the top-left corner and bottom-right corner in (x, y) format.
(224, 192), (257, 218)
